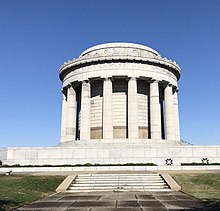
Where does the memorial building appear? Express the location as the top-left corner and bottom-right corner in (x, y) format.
(59, 43), (181, 144)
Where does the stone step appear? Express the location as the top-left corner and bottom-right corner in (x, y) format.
(75, 179), (163, 183)
(77, 175), (161, 178)
(75, 180), (163, 184)
(68, 190), (172, 193)
(67, 187), (171, 192)
(75, 176), (162, 179)
(78, 179), (162, 182)
(68, 185), (169, 190)
(76, 177), (162, 180)
(75, 178), (162, 182)
(67, 173), (170, 193)
(78, 173), (160, 176)
(70, 182), (167, 187)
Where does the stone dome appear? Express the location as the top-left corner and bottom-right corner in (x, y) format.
(80, 42), (159, 58)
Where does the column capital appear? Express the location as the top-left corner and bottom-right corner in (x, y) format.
(160, 82), (174, 89)
(61, 87), (66, 93)
(166, 83), (173, 88)
(61, 87), (68, 96)
(68, 86), (75, 96)
(62, 92), (67, 100)
(66, 84), (75, 90)
(150, 79), (160, 84)
(82, 79), (90, 84)
(173, 86), (179, 92)
(66, 83), (71, 88)
(129, 77), (137, 81)
(103, 77), (112, 82)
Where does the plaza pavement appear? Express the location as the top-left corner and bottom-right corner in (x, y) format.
(16, 191), (217, 211)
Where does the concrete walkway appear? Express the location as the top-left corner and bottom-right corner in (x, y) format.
(17, 191), (216, 211)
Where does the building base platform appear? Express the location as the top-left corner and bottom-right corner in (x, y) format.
(0, 139), (220, 166)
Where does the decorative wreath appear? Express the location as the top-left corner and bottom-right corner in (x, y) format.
(165, 158), (173, 166)
(201, 158), (209, 164)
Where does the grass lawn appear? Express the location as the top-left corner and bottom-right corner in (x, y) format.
(172, 173), (220, 209)
(0, 175), (65, 211)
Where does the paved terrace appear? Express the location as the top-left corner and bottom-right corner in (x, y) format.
(17, 191), (217, 211)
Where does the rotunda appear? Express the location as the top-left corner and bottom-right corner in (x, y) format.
(59, 43), (181, 144)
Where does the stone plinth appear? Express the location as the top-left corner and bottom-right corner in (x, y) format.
(1, 144), (220, 166)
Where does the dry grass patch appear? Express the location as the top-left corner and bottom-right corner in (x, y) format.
(0, 175), (65, 210)
(172, 173), (220, 209)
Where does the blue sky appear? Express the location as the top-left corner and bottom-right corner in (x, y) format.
(0, 0), (219, 147)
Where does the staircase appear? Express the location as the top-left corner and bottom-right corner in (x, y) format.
(67, 173), (171, 192)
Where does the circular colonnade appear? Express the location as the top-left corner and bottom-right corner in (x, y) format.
(59, 43), (181, 144)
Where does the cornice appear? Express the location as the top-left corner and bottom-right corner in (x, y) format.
(60, 56), (180, 79)
(59, 47), (181, 81)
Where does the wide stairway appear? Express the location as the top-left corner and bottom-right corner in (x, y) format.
(67, 173), (171, 192)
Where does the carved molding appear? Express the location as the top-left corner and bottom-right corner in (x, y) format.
(59, 47), (180, 76)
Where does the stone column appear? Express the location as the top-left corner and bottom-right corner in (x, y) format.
(103, 78), (113, 139)
(164, 84), (175, 141)
(80, 80), (91, 140)
(173, 90), (180, 141)
(60, 91), (67, 143)
(128, 77), (139, 139)
(150, 80), (162, 140)
(65, 86), (76, 141)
